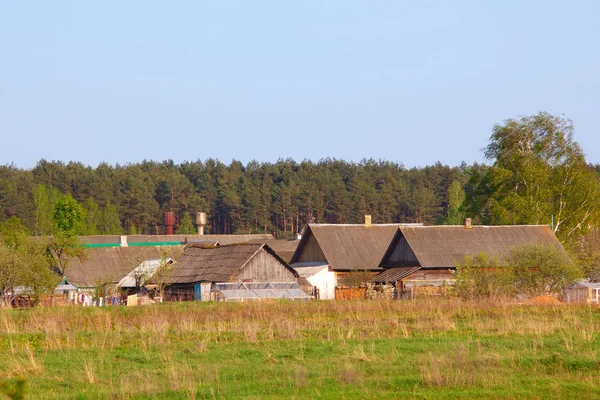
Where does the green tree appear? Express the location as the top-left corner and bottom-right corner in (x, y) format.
(178, 212), (196, 234)
(51, 195), (86, 274)
(21, 240), (61, 306)
(83, 197), (101, 235)
(100, 202), (122, 234)
(32, 183), (62, 235)
(445, 180), (465, 224)
(465, 112), (600, 243)
(507, 243), (581, 296)
(0, 243), (26, 307)
(454, 252), (514, 300)
(0, 217), (29, 249)
(53, 195), (86, 234)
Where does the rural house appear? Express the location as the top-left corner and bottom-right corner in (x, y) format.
(289, 218), (422, 299)
(374, 221), (565, 296)
(165, 243), (310, 301)
(63, 246), (184, 291)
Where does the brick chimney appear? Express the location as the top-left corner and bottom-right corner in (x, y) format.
(364, 215), (372, 226)
(464, 218), (472, 229)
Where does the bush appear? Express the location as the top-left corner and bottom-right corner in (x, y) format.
(455, 244), (582, 300)
(507, 243), (582, 297)
(454, 253), (514, 300)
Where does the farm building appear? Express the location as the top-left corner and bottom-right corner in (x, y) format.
(58, 233), (272, 290)
(62, 246), (185, 290)
(562, 282), (600, 304)
(78, 234), (272, 248)
(374, 221), (565, 296)
(165, 243), (310, 301)
(289, 219), (422, 299)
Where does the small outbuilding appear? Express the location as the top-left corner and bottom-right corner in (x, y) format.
(166, 243), (310, 301)
(562, 282), (600, 304)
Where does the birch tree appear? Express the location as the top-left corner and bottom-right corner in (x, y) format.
(465, 112), (600, 243)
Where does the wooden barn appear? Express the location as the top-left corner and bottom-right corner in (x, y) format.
(289, 219), (422, 299)
(374, 221), (565, 297)
(166, 243), (310, 301)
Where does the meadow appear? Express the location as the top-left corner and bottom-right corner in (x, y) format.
(0, 299), (599, 399)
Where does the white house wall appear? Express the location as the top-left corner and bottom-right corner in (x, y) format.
(307, 268), (336, 300)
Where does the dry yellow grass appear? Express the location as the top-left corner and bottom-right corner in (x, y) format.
(0, 298), (599, 399)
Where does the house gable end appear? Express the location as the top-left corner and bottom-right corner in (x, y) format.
(291, 228), (327, 264)
(232, 247), (297, 283)
(380, 229), (420, 267)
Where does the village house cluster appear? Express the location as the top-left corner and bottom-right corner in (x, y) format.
(39, 214), (598, 306)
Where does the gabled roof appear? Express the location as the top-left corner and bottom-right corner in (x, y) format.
(167, 243), (298, 284)
(247, 239), (299, 262)
(385, 225), (564, 269)
(290, 224), (419, 271)
(64, 246), (184, 288)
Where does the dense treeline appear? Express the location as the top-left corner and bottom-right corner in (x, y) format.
(2, 113), (598, 243)
(0, 159), (473, 237)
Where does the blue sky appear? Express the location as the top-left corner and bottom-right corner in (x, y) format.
(1, 1), (599, 168)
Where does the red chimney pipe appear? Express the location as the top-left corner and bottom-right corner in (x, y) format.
(163, 212), (175, 235)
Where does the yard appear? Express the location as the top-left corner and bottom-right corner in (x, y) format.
(1, 299), (599, 399)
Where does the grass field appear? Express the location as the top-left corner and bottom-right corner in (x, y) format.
(1, 299), (599, 399)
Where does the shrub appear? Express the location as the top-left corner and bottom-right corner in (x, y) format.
(507, 243), (582, 297)
(454, 252), (514, 300)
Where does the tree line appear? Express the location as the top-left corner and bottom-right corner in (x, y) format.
(0, 158), (471, 237)
(0, 112), (599, 246)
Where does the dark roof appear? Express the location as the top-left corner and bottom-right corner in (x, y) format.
(372, 267), (421, 283)
(64, 246), (185, 288)
(167, 243), (298, 284)
(247, 239), (299, 262)
(389, 225), (564, 269)
(291, 224), (414, 271)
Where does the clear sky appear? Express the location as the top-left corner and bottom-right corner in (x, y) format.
(1, 1), (599, 169)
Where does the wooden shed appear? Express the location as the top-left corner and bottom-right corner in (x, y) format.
(562, 282), (600, 304)
(166, 243), (309, 301)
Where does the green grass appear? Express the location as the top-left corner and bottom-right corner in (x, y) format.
(1, 299), (599, 399)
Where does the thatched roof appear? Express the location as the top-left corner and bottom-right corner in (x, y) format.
(247, 239), (299, 262)
(167, 243), (298, 284)
(290, 224), (412, 271)
(385, 225), (564, 269)
(64, 246), (184, 288)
